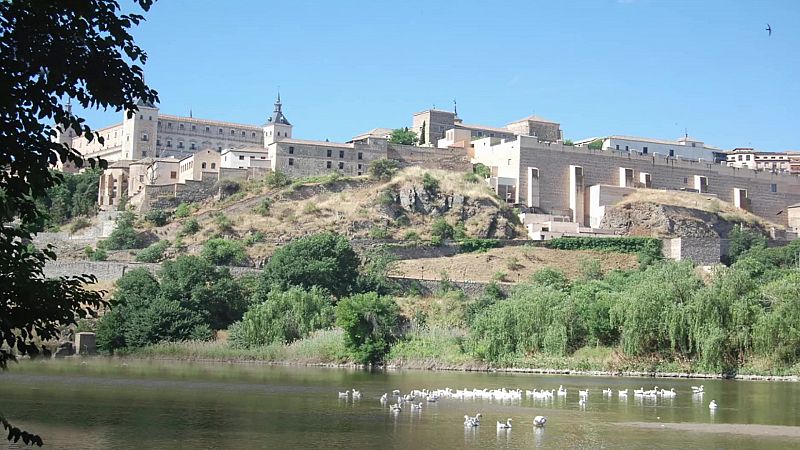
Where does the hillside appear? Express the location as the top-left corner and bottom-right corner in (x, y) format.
(146, 168), (521, 263)
(601, 189), (780, 238)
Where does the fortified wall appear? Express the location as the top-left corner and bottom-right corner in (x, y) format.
(388, 144), (471, 172)
(509, 138), (800, 227)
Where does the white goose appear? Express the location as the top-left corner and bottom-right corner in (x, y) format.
(709, 400), (718, 410)
(390, 403), (402, 412)
(464, 415), (478, 427)
(618, 389), (628, 397)
(352, 389), (362, 399)
(692, 385), (705, 394)
(338, 390), (349, 399)
(471, 413), (482, 424)
(602, 388), (612, 396)
(557, 385), (567, 396)
(380, 393), (388, 403)
(533, 416), (547, 427)
(578, 389), (589, 398)
(497, 418), (513, 430)
(410, 402), (423, 410)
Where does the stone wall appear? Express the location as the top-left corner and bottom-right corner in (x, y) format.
(388, 143), (472, 172)
(392, 276), (511, 298)
(511, 139), (800, 227)
(43, 261), (259, 281)
(663, 237), (722, 265)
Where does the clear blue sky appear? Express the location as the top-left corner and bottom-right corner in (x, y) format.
(78, 0), (799, 150)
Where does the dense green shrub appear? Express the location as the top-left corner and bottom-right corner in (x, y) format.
(102, 211), (143, 250)
(430, 218), (453, 241)
(726, 225), (767, 264)
(69, 217), (92, 234)
(254, 198), (272, 216)
(265, 170), (291, 188)
(388, 128), (417, 146)
(144, 209), (169, 226)
(368, 158), (400, 180)
(174, 202), (194, 218)
(459, 238), (499, 253)
(473, 163), (491, 179)
(84, 246), (107, 261)
(95, 263), (243, 352)
(136, 240), (170, 263)
(213, 212), (234, 233)
(180, 217), (201, 235)
(216, 179), (241, 197)
(36, 169), (101, 227)
(548, 236), (662, 257)
(336, 292), (399, 364)
(201, 238), (248, 266)
(421, 172), (439, 193)
(263, 232), (360, 297)
(243, 231), (265, 247)
(587, 139), (604, 150)
(369, 226), (389, 239)
(228, 287), (334, 348)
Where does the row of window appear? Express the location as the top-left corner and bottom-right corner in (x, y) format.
(159, 121), (259, 139)
(615, 144), (677, 158)
(285, 146), (364, 161)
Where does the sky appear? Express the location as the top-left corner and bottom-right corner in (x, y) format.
(77, 0), (800, 150)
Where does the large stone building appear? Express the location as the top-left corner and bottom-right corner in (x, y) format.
(725, 148), (800, 175)
(411, 108), (562, 149)
(574, 135), (726, 163)
(471, 135), (800, 228)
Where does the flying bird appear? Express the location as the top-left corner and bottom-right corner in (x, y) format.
(766, 23), (772, 36)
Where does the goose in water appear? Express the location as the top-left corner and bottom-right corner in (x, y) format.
(618, 389), (628, 397)
(578, 398), (587, 407)
(709, 400), (718, 410)
(578, 389), (589, 397)
(602, 388), (612, 396)
(338, 390), (349, 399)
(471, 413), (482, 424)
(352, 389), (362, 399)
(410, 402), (423, 410)
(392, 389), (401, 396)
(533, 416), (547, 428)
(380, 393), (388, 403)
(390, 403), (402, 412)
(497, 418), (513, 430)
(557, 385), (567, 396)
(692, 385), (705, 394)
(633, 387), (645, 396)
(661, 388), (677, 398)
(464, 415), (479, 427)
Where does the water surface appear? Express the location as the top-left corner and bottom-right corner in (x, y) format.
(1, 359), (798, 449)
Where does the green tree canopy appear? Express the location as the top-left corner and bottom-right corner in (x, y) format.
(262, 232), (360, 297)
(388, 127), (418, 145)
(335, 292), (399, 364)
(1, 0), (157, 443)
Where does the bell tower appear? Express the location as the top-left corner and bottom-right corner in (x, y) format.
(263, 93), (292, 147)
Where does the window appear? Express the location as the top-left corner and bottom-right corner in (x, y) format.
(157, 139), (161, 146)
(357, 152), (363, 160)
(167, 122), (172, 128)
(202, 162), (207, 169)
(141, 151), (147, 157)
(166, 140), (172, 148)
(338, 162), (344, 170)
(683, 177), (688, 184)
(190, 143), (196, 150)
(239, 155), (245, 160)
(218, 128), (223, 134)
(205, 126), (210, 133)
(252, 132), (256, 138)
(669, 149), (675, 157)
(642, 146), (648, 155)
(218, 146), (222, 151)
(288, 158), (294, 166)
(615, 144), (620, 150)
(230, 129), (235, 135)
(192, 125), (196, 131)
(179, 124), (184, 130)
(149, 116), (152, 121)
(771, 183), (778, 193)
(139, 114), (143, 119)
(139, 175), (144, 182)
(339, 150), (344, 158)
(326, 149), (332, 157)
(178, 141), (184, 149)
(170, 171), (177, 179)
(625, 145), (629, 151)
(141, 133), (148, 141)
(211, 163), (216, 169)
(289, 146), (294, 154)
(260, 156), (266, 159)
(357, 164), (362, 170)
(738, 155), (743, 161)
(326, 161), (332, 169)
(241, 131), (246, 137)
(507, 159), (512, 165)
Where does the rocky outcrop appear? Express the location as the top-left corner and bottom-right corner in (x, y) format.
(600, 201), (764, 238)
(386, 182), (517, 239)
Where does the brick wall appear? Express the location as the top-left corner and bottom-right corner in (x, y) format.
(388, 143), (472, 172)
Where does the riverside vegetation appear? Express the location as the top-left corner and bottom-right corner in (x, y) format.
(88, 229), (800, 376)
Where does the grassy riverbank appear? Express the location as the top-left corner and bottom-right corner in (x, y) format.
(119, 332), (800, 380)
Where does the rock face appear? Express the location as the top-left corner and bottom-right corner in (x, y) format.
(600, 201), (762, 238)
(388, 182), (517, 239)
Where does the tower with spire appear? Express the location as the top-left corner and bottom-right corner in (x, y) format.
(263, 93), (292, 146)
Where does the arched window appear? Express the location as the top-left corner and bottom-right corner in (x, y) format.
(211, 163), (216, 169)
(202, 162), (207, 169)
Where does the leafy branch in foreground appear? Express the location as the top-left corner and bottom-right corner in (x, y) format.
(1, 416), (42, 447)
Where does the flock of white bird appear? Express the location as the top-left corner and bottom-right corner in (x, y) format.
(337, 383), (718, 429)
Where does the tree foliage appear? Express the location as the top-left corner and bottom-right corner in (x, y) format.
(0, 0), (157, 442)
(368, 158), (399, 180)
(101, 210), (143, 250)
(228, 287), (334, 348)
(35, 169), (101, 228)
(263, 232), (360, 297)
(388, 127), (418, 145)
(335, 292), (399, 364)
(201, 238), (248, 266)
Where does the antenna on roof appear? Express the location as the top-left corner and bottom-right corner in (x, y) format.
(453, 98), (458, 116)
(685, 128), (688, 139)
(189, 108), (193, 118)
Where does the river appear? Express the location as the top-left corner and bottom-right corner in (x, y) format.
(1, 359), (798, 449)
